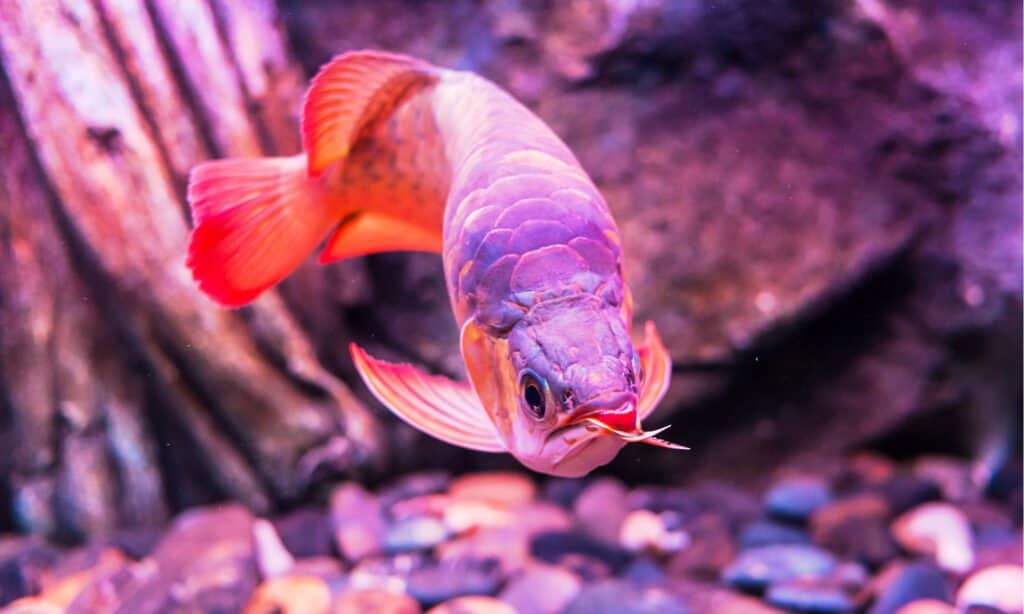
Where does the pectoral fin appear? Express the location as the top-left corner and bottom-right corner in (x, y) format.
(349, 344), (505, 452)
(637, 321), (672, 421)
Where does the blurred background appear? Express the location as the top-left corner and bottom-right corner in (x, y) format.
(0, 1), (1019, 612)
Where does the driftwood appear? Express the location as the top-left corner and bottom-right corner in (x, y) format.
(0, 0), (380, 540)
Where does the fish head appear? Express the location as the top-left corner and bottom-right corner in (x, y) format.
(461, 295), (673, 477)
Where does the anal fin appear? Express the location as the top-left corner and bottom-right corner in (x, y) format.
(320, 213), (442, 262)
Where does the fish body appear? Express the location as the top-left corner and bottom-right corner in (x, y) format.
(187, 51), (683, 477)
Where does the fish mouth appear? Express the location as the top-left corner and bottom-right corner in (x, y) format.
(552, 396), (689, 452)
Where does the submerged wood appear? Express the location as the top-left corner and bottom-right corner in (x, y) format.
(0, 0), (381, 540)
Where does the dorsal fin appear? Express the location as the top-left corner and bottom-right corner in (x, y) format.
(302, 51), (438, 176)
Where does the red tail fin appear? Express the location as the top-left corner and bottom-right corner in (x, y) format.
(186, 155), (338, 307)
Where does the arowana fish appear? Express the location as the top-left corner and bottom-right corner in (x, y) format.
(186, 50), (685, 477)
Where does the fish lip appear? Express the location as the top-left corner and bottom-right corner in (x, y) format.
(542, 421), (602, 466)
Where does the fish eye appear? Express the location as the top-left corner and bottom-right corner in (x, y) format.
(519, 370), (547, 420)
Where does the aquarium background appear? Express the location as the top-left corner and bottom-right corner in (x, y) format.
(0, 0), (1020, 612)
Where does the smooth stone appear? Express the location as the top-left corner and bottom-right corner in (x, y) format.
(842, 453), (897, 488)
(832, 561), (870, 591)
(405, 557), (503, 607)
(765, 579), (856, 613)
(624, 556), (666, 587)
(530, 530), (630, 578)
(668, 512), (736, 581)
(499, 564), (582, 613)
(740, 521), (812, 549)
(543, 478), (589, 508)
(384, 516), (450, 553)
(956, 564), (1024, 613)
(449, 472), (535, 507)
(379, 472), (452, 510)
(426, 595), (515, 614)
(331, 589), (421, 614)
(349, 554), (425, 594)
(252, 518), (295, 579)
(573, 478), (630, 545)
(330, 483), (386, 563)
(879, 474), (943, 516)
(894, 599), (956, 614)
(869, 562), (950, 614)
(619, 509), (688, 554)
(912, 456), (977, 502)
(438, 527), (531, 574)
(564, 579), (691, 614)
(117, 504), (260, 613)
(811, 493), (898, 569)
(765, 477), (832, 523)
(291, 557), (345, 582)
(511, 501), (574, 537)
(244, 575), (331, 614)
(390, 495), (452, 521)
(722, 544), (838, 592)
(67, 562), (152, 613)
(0, 537), (61, 604)
(443, 500), (510, 534)
(272, 508), (334, 559)
(892, 502), (975, 574)
(671, 577), (787, 612)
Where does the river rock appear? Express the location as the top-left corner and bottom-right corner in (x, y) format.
(956, 564), (1024, 613)
(892, 502), (975, 574)
(330, 482), (386, 563)
(765, 579), (856, 613)
(331, 589), (421, 614)
(564, 579), (690, 614)
(499, 564), (581, 613)
(722, 544), (838, 592)
(765, 477), (832, 523)
(244, 576), (331, 614)
(449, 472), (535, 507)
(573, 478), (630, 545)
(869, 562), (951, 614)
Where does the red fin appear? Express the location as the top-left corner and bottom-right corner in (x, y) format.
(637, 321), (672, 421)
(186, 155), (337, 307)
(349, 344), (505, 453)
(319, 213), (442, 262)
(302, 51), (437, 176)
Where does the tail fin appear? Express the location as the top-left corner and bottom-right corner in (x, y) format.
(186, 155), (337, 307)
(186, 51), (441, 307)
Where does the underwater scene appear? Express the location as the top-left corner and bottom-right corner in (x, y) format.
(0, 0), (1020, 612)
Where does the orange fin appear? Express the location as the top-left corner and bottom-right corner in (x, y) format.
(319, 212), (442, 262)
(637, 321), (673, 421)
(349, 344), (505, 453)
(186, 154), (337, 307)
(302, 51), (437, 176)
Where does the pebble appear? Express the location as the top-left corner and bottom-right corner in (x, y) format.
(449, 472), (535, 506)
(330, 483), (386, 563)
(811, 493), (897, 569)
(244, 576), (330, 614)
(765, 477), (832, 523)
(384, 516), (450, 553)
(672, 577), (787, 612)
(956, 564), (1024, 613)
(443, 500), (510, 534)
(722, 544), (838, 591)
(544, 478), (589, 508)
(564, 579), (691, 614)
(390, 494), (452, 521)
(869, 562), (950, 614)
(912, 456), (977, 502)
(405, 557), (503, 607)
(252, 519), (295, 579)
(511, 501), (574, 537)
(426, 595), (515, 614)
(573, 478), (630, 545)
(530, 530), (630, 579)
(349, 554), (424, 594)
(379, 472), (452, 509)
(842, 453), (897, 488)
(499, 564), (582, 613)
(272, 508), (334, 559)
(740, 521), (813, 549)
(892, 502), (975, 574)
(619, 509), (689, 554)
(894, 599), (955, 614)
(623, 556), (666, 586)
(331, 589), (421, 614)
(668, 512), (737, 580)
(438, 527), (530, 573)
(765, 579), (856, 613)
(879, 474), (943, 516)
